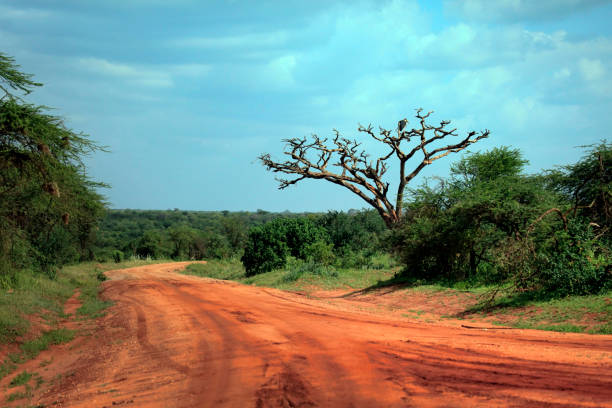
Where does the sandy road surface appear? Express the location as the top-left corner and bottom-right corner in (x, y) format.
(44, 263), (612, 407)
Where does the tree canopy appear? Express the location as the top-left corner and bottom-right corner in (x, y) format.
(0, 52), (106, 280)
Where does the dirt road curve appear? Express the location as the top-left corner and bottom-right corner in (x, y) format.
(46, 263), (612, 407)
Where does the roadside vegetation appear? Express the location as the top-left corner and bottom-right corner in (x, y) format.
(0, 53), (107, 287)
(0, 260), (158, 385)
(183, 254), (399, 291)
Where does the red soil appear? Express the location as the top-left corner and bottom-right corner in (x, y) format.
(12, 262), (612, 407)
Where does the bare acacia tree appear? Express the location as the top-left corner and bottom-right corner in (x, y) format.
(259, 109), (490, 228)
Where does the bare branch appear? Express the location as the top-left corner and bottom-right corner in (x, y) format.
(259, 109), (490, 228)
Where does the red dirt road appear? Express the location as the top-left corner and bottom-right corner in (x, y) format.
(44, 263), (612, 407)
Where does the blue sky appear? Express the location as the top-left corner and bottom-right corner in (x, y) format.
(1, 0), (611, 212)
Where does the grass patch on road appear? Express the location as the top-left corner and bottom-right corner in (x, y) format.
(480, 292), (612, 334)
(183, 259), (245, 281)
(0, 259), (159, 381)
(183, 257), (399, 291)
(8, 370), (32, 387)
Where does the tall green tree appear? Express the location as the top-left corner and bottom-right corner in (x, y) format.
(547, 142), (611, 231)
(0, 52), (106, 278)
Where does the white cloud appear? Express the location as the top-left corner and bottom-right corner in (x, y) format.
(554, 67), (572, 79)
(171, 64), (212, 77)
(77, 57), (173, 88)
(263, 55), (297, 88)
(172, 31), (289, 49)
(444, 0), (609, 22)
(578, 58), (605, 80)
(0, 5), (53, 20)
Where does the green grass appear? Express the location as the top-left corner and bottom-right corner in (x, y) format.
(182, 257), (400, 292)
(182, 258), (245, 280)
(589, 321), (612, 334)
(18, 329), (75, 361)
(6, 386), (31, 402)
(9, 370), (32, 387)
(0, 259), (161, 381)
(512, 320), (586, 333)
(0, 260), (155, 345)
(467, 290), (612, 334)
(0, 270), (74, 344)
(1, 328), (76, 379)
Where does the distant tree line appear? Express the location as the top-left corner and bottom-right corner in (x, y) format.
(93, 208), (387, 268)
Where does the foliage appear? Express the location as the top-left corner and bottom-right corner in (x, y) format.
(94, 209), (311, 260)
(0, 53), (41, 96)
(0, 52), (106, 280)
(316, 209), (386, 255)
(112, 249), (124, 263)
(397, 147), (559, 283)
(94, 209), (389, 270)
(135, 229), (171, 259)
(241, 217), (328, 276)
(397, 145), (611, 299)
(532, 218), (610, 297)
(546, 141), (611, 231)
(303, 240), (335, 265)
(241, 224), (288, 276)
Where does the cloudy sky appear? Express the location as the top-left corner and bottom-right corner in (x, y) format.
(1, 0), (611, 211)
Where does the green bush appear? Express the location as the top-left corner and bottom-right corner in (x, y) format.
(241, 224), (288, 276)
(112, 250), (124, 263)
(136, 230), (171, 259)
(335, 249), (370, 269)
(536, 219), (610, 297)
(303, 240), (335, 265)
(282, 259), (338, 282)
(241, 217), (328, 276)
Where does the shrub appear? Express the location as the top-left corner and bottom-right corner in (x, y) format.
(303, 240), (335, 265)
(283, 259), (338, 282)
(535, 219), (610, 297)
(316, 210), (386, 255)
(241, 217), (328, 276)
(112, 250), (124, 263)
(135, 229), (170, 259)
(397, 147), (560, 284)
(241, 225), (288, 276)
(335, 249), (370, 269)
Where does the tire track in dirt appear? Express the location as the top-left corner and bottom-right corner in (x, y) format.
(34, 262), (612, 407)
